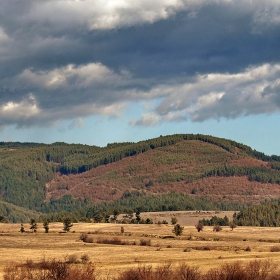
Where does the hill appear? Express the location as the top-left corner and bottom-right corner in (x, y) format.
(0, 200), (41, 223)
(1, 134), (280, 222)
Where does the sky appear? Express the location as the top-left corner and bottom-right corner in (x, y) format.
(0, 0), (280, 155)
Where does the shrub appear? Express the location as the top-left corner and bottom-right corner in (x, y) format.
(183, 248), (192, 252)
(230, 223), (237, 231)
(117, 263), (173, 280)
(171, 217), (178, 225)
(213, 225), (222, 232)
(67, 254), (79, 264)
(205, 262), (246, 280)
(177, 262), (201, 280)
(80, 254), (90, 264)
(80, 233), (94, 243)
(117, 265), (153, 280)
(4, 259), (279, 280)
(140, 239), (151, 246)
(195, 223), (204, 232)
(203, 246), (211, 251)
(96, 236), (130, 245)
(3, 258), (96, 280)
(204, 260), (277, 280)
(270, 246), (280, 252)
(244, 246), (252, 252)
(172, 224), (184, 236)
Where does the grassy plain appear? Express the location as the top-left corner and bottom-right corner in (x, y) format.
(1, 212), (280, 279)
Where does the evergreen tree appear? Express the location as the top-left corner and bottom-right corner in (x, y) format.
(172, 224), (184, 236)
(30, 218), (37, 233)
(171, 216), (178, 225)
(20, 224), (25, 233)
(63, 217), (73, 232)
(136, 210), (141, 224)
(43, 220), (49, 233)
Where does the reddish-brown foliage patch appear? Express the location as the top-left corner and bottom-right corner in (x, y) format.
(45, 140), (280, 205)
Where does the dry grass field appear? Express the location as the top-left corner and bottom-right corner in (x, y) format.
(1, 212), (280, 279)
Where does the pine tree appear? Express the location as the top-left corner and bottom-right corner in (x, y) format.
(30, 218), (37, 233)
(63, 217), (73, 232)
(20, 224), (25, 233)
(43, 220), (49, 233)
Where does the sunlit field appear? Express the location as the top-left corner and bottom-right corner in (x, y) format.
(1, 214), (280, 279)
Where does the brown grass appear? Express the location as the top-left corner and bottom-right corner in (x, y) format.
(1, 222), (280, 278)
(4, 259), (280, 280)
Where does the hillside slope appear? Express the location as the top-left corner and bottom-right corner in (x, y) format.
(1, 134), (280, 220)
(47, 139), (280, 205)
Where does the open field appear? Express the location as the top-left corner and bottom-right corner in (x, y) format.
(1, 215), (280, 279)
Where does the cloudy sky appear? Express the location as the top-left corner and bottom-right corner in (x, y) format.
(1, 0), (280, 155)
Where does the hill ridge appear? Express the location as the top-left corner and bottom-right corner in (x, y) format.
(1, 134), (280, 222)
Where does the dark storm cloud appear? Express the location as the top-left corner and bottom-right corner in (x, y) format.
(0, 0), (280, 127)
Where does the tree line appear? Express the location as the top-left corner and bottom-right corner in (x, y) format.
(234, 199), (280, 226)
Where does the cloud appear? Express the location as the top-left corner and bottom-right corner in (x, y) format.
(130, 113), (160, 126)
(0, 0), (280, 129)
(68, 118), (83, 130)
(136, 63), (280, 124)
(0, 94), (40, 128)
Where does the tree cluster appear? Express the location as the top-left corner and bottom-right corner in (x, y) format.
(234, 200), (280, 226)
(199, 215), (229, 226)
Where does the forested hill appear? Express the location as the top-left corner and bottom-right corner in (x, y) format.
(1, 134), (280, 222)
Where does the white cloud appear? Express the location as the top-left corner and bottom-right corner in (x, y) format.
(2, 58), (280, 128)
(130, 112), (159, 126)
(0, 94), (40, 125)
(131, 63), (280, 125)
(19, 63), (119, 89)
(22, 0), (261, 31)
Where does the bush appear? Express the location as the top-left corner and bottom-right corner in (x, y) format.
(205, 262), (246, 280)
(195, 223), (204, 232)
(117, 263), (173, 280)
(183, 248), (192, 252)
(171, 217), (178, 225)
(244, 246), (252, 252)
(80, 233), (94, 243)
(140, 239), (151, 246)
(230, 223), (237, 231)
(213, 225), (222, 232)
(80, 254), (90, 264)
(117, 262), (201, 280)
(270, 246), (280, 252)
(204, 260), (277, 280)
(172, 224), (184, 236)
(67, 254), (79, 264)
(3, 259), (279, 280)
(177, 263), (201, 280)
(3, 258), (96, 280)
(95, 236), (132, 245)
